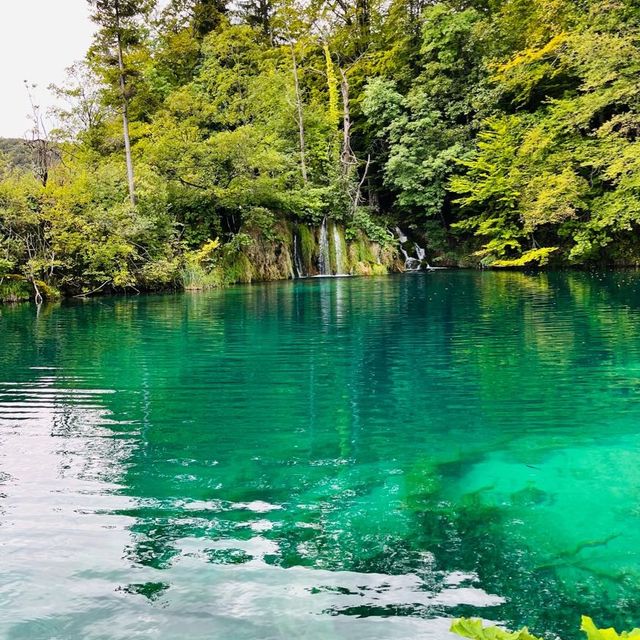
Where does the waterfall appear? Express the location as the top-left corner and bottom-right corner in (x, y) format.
(398, 227), (420, 271)
(395, 227), (408, 244)
(401, 247), (421, 271)
(414, 243), (435, 269)
(332, 224), (346, 275)
(397, 228), (435, 271)
(292, 228), (305, 278)
(318, 217), (330, 275)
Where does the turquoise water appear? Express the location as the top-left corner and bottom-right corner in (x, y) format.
(1, 271), (640, 639)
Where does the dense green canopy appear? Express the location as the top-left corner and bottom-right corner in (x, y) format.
(2, 0), (640, 298)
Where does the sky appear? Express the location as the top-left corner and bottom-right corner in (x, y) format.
(0, 0), (95, 138)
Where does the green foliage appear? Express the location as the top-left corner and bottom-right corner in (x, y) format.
(4, 0), (640, 303)
(363, 4), (486, 220)
(0, 139), (33, 171)
(451, 618), (541, 640)
(0, 277), (32, 303)
(449, 0), (640, 265)
(492, 246), (558, 267)
(581, 616), (640, 640)
(347, 208), (392, 246)
(452, 617), (640, 640)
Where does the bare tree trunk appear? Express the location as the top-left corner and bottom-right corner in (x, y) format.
(24, 82), (52, 187)
(291, 45), (308, 183)
(352, 154), (371, 215)
(115, 1), (136, 206)
(339, 68), (357, 177)
(31, 276), (43, 305)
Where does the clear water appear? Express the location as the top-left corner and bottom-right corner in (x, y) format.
(1, 271), (640, 640)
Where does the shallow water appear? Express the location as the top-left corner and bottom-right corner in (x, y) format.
(1, 271), (640, 639)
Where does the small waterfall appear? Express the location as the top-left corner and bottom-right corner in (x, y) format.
(332, 224), (346, 275)
(318, 217), (330, 275)
(395, 227), (408, 244)
(414, 243), (434, 269)
(396, 227), (434, 271)
(292, 228), (305, 278)
(401, 247), (421, 271)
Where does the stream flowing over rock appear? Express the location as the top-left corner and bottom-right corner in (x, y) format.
(210, 221), (448, 286)
(396, 228), (432, 271)
(220, 220), (399, 284)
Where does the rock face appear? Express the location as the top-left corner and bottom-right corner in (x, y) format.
(222, 220), (401, 284)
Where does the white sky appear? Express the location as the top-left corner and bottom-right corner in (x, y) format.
(0, 0), (95, 138)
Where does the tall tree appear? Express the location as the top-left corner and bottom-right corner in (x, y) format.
(234, 0), (275, 39)
(193, 0), (227, 37)
(88, 0), (152, 205)
(161, 0), (227, 38)
(23, 82), (55, 187)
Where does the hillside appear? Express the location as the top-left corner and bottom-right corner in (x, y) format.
(0, 138), (33, 171)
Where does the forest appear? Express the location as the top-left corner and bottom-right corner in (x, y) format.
(1, 0), (640, 300)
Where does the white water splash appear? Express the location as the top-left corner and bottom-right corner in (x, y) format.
(318, 217), (330, 275)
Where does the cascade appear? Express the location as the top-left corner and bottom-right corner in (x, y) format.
(397, 227), (421, 271)
(414, 243), (439, 270)
(395, 227), (408, 244)
(397, 229), (441, 271)
(292, 228), (305, 278)
(318, 217), (330, 275)
(332, 224), (346, 275)
(415, 243), (432, 269)
(401, 247), (421, 271)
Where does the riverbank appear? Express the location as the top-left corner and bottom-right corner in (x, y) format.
(0, 219), (408, 303)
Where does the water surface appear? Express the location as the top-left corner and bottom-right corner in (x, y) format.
(1, 272), (640, 639)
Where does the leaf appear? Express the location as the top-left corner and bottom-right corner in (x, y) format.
(450, 618), (542, 640)
(581, 616), (640, 640)
(491, 247), (558, 267)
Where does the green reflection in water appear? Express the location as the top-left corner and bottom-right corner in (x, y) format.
(1, 272), (640, 639)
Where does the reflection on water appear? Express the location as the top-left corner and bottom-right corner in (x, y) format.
(2, 272), (640, 639)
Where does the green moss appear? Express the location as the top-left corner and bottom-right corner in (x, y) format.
(298, 224), (316, 274)
(348, 233), (378, 269)
(221, 251), (253, 284)
(328, 222), (337, 274)
(181, 263), (224, 290)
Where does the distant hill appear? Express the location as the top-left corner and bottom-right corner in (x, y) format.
(0, 138), (33, 171)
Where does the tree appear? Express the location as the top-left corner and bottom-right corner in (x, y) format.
(23, 82), (56, 187)
(363, 4), (487, 225)
(49, 61), (109, 146)
(88, 0), (153, 205)
(233, 0), (276, 39)
(161, 0), (227, 38)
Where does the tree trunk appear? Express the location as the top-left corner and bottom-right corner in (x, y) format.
(355, 0), (370, 52)
(291, 45), (308, 183)
(115, 1), (136, 206)
(339, 68), (356, 177)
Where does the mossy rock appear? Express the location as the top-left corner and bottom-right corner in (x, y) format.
(222, 251), (254, 284)
(297, 224), (317, 275)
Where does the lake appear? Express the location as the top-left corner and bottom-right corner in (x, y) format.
(1, 271), (639, 639)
